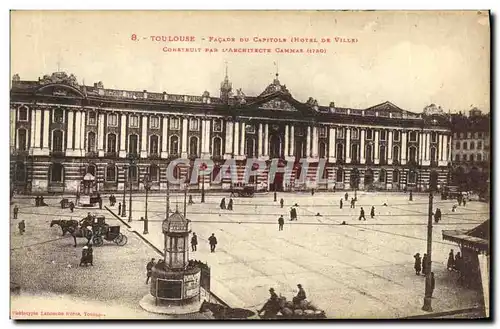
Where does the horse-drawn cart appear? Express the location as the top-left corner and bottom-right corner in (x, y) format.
(231, 186), (255, 197)
(92, 225), (128, 247)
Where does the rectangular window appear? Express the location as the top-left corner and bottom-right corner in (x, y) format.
(455, 142), (460, 150)
(108, 114), (118, 127)
(380, 130), (386, 141)
(477, 141), (482, 149)
(393, 130), (400, 142)
(170, 118), (180, 130)
(245, 124), (256, 134)
(336, 127), (345, 139)
(460, 132), (464, 139)
(150, 117), (160, 129)
(88, 112), (97, 125)
(366, 129), (373, 140)
(351, 129), (359, 140)
(319, 126), (326, 138)
(189, 118), (199, 131)
(18, 108), (28, 121)
(467, 132), (472, 139)
(213, 119), (222, 132)
(478, 132), (483, 139)
(129, 115), (139, 128)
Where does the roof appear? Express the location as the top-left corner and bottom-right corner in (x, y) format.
(442, 220), (490, 253)
(165, 210), (189, 232)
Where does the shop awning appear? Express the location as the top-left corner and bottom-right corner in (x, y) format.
(442, 220), (490, 254)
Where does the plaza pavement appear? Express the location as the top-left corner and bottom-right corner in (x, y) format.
(111, 190), (487, 319)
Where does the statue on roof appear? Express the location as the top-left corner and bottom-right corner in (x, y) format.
(423, 103), (445, 116)
(96, 81), (104, 89)
(202, 90), (210, 98)
(236, 88), (246, 105)
(306, 97), (318, 107)
(12, 74), (20, 82)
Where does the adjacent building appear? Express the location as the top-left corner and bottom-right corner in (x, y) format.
(10, 71), (452, 194)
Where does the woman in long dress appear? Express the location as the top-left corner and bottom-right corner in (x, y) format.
(447, 249), (455, 271)
(414, 253), (422, 275)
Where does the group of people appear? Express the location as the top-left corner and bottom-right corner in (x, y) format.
(413, 253), (436, 294)
(447, 249), (465, 280)
(258, 284), (307, 318)
(220, 197), (234, 211)
(188, 232), (218, 253)
(108, 194), (117, 207)
(79, 243), (94, 266)
(34, 196), (48, 207)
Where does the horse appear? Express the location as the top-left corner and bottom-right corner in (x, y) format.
(199, 300), (256, 319)
(50, 219), (79, 236)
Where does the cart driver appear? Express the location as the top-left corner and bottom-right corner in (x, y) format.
(258, 288), (280, 318)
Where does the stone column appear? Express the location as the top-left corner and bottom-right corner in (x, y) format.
(290, 126), (295, 157)
(224, 121), (233, 157)
(201, 118), (206, 155)
(345, 128), (351, 163)
(443, 134), (448, 163)
(10, 107), (15, 150)
(258, 123), (263, 157)
(439, 134), (444, 161)
(204, 120), (211, 156)
(425, 133), (431, 160)
(329, 127), (336, 161)
(233, 121), (240, 156)
(80, 112), (86, 156)
(264, 123), (269, 156)
(42, 109), (50, 150)
(181, 117), (188, 158)
(67, 111), (74, 151)
(119, 114), (127, 158)
(284, 124), (289, 157)
(374, 130), (379, 164)
(312, 126), (318, 158)
(98, 113), (105, 156)
(387, 130), (393, 164)
(360, 129), (366, 164)
(74, 111), (81, 154)
(140, 116), (148, 158)
(30, 109), (36, 150)
(161, 117), (169, 158)
(306, 126), (311, 157)
(401, 131), (407, 164)
(240, 122), (246, 156)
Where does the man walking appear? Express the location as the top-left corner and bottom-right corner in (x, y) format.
(278, 215), (284, 231)
(69, 201), (75, 213)
(191, 233), (198, 251)
(422, 253), (429, 276)
(370, 206), (375, 219)
(274, 191), (277, 202)
(280, 198), (284, 208)
(345, 192), (349, 201)
(339, 198), (343, 209)
(13, 205), (19, 219)
(118, 203), (122, 216)
(359, 207), (366, 221)
(18, 220), (25, 235)
(208, 233), (218, 253)
(146, 258), (156, 284)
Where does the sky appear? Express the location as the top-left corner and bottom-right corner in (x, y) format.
(10, 10), (490, 113)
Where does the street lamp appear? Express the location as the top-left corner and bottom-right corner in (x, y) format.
(122, 165), (128, 217)
(200, 162), (207, 203)
(128, 154), (137, 223)
(422, 189), (434, 312)
(142, 173), (151, 234)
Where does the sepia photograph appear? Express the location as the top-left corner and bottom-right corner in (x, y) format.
(9, 10), (491, 320)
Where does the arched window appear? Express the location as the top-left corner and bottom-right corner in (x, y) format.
(430, 147), (437, 162)
(462, 154), (467, 161)
(455, 154), (460, 162)
(106, 165), (117, 182)
(477, 153), (482, 161)
(470, 142), (475, 150)
(351, 144), (359, 162)
(149, 135), (159, 155)
(87, 132), (96, 152)
(455, 142), (460, 149)
(50, 163), (64, 182)
(336, 168), (344, 182)
(393, 145), (400, 162)
(366, 144), (373, 162)
(52, 130), (63, 152)
(393, 169), (400, 183)
(462, 142), (468, 150)
(128, 165), (138, 182)
(379, 169), (386, 183)
(336, 143), (344, 160)
(213, 137), (222, 157)
(170, 135), (179, 155)
(86, 164), (96, 176)
(245, 138), (256, 157)
(128, 134), (138, 155)
(107, 133), (117, 153)
(17, 129), (27, 151)
(380, 145), (386, 163)
(319, 141), (327, 158)
(409, 146), (417, 162)
(53, 108), (64, 123)
(408, 170), (417, 184)
(189, 136), (199, 156)
(149, 164), (159, 181)
(469, 154), (474, 162)
(15, 162), (26, 182)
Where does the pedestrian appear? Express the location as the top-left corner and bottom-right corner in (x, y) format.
(227, 198), (233, 211)
(13, 205), (19, 219)
(463, 198), (466, 206)
(191, 233), (198, 251)
(455, 252), (462, 273)
(345, 192), (348, 201)
(350, 198), (355, 209)
(280, 198), (284, 208)
(430, 272), (435, 295)
(311, 188), (315, 196)
(79, 245), (89, 266)
(208, 233), (217, 253)
(278, 215), (284, 231)
(447, 249), (455, 271)
(333, 185), (336, 193)
(452, 204), (457, 212)
(118, 203), (122, 215)
(293, 284), (307, 305)
(409, 191), (413, 201)
(422, 253), (429, 276)
(35, 196), (40, 207)
(18, 220), (25, 235)
(414, 253), (422, 275)
(291, 207), (298, 221)
(339, 198), (343, 209)
(370, 206), (375, 219)
(220, 198), (226, 210)
(69, 202), (75, 213)
(359, 207), (366, 221)
(109, 195), (113, 206)
(87, 244), (94, 266)
(434, 208), (441, 223)
(98, 198), (103, 210)
(146, 258), (155, 284)
(188, 195), (194, 205)
(274, 191), (277, 202)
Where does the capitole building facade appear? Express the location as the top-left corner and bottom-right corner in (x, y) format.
(10, 70), (452, 194)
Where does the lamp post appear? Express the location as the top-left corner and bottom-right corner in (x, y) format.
(122, 165), (128, 217)
(200, 162), (206, 203)
(142, 173), (151, 234)
(422, 190), (434, 312)
(128, 154), (136, 223)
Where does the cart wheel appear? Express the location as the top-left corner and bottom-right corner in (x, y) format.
(115, 234), (127, 246)
(93, 235), (104, 247)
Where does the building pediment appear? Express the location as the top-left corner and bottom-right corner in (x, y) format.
(34, 83), (86, 99)
(260, 97), (299, 111)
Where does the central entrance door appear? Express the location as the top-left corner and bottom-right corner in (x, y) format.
(269, 172), (284, 192)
